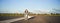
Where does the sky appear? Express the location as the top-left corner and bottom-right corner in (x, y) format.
(0, 0), (60, 13)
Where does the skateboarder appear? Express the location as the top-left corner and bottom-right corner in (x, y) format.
(24, 9), (29, 20)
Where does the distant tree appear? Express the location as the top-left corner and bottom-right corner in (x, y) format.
(52, 8), (60, 14)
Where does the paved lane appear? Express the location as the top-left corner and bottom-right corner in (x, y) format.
(11, 16), (60, 23)
(0, 16), (22, 21)
(0, 16), (33, 23)
(11, 16), (50, 23)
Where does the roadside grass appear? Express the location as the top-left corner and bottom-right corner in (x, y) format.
(29, 14), (60, 16)
(0, 13), (60, 16)
(0, 13), (24, 17)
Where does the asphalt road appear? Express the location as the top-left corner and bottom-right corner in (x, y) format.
(0, 16), (22, 21)
(11, 16), (60, 23)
